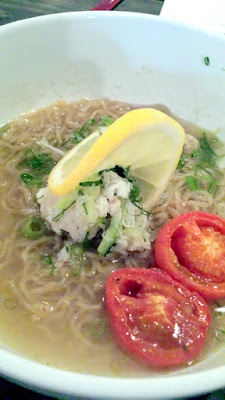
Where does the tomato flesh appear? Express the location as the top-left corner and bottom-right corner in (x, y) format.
(106, 268), (211, 368)
(172, 226), (225, 282)
(155, 211), (225, 299)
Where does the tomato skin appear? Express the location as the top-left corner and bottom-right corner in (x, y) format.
(106, 268), (211, 368)
(155, 211), (225, 300)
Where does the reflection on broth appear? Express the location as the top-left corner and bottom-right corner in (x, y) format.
(0, 98), (225, 375)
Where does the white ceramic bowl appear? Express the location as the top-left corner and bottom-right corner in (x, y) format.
(1, 10), (225, 400)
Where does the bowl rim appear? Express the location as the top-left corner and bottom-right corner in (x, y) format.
(0, 8), (224, 38)
(1, 345), (225, 399)
(1, 10), (225, 400)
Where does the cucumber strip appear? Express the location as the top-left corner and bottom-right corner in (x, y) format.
(97, 200), (125, 256)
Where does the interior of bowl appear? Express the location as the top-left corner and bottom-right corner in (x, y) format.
(1, 10), (225, 400)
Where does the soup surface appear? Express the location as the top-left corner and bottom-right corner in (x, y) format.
(0, 98), (225, 376)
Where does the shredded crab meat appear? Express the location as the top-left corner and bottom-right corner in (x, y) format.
(37, 169), (151, 254)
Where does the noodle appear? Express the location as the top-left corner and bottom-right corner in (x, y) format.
(0, 97), (225, 375)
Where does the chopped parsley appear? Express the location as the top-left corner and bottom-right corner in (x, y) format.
(124, 167), (150, 216)
(20, 173), (43, 188)
(72, 118), (97, 144)
(19, 148), (55, 188)
(178, 133), (222, 197)
(64, 116), (114, 146)
(20, 148), (55, 171)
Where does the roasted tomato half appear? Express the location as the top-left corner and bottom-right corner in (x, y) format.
(106, 268), (211, 368)
(155, 211), (225, 299)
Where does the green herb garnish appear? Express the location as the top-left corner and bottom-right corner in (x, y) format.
(70, 243), (84, 258)
(83, 232), (90, 249)
(64, 116), (114, 146)
(19, 148), (55, 188)
(177, 154), (187, 169)
(83, 202), (88, 215)
(100, 116), (114, 126)
(197, 134), (218, 167)
(204, 56), (210, 66)
(183, 133), (222, 196)
(66, 243), (84, 276)
(53, 199), (76, 222)
(124, 167), (150, 216)
(72, 131), (85, 143)
(215, 329), (225, 341)
(90, 319), (107, 338)
(4, 298), (18, 311)
(0, 123), (10, 135)
(43, 255), (56, 276)
(20, 148), (55, 171)
(22, 217), (46, 239)
(20, 173), (44, 188)
(72, 118), (97, 144)
(185, 175), (199, 191)
(80, 179), (102, 187)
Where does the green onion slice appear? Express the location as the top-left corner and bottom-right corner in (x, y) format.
(4, 298), (18, 310)
(0, 123), (10, 135)
(204, 56), (210, 66)
(22, 217), (46, 239)
(90, 319), (107, 338)
(185, 175), (199, 191)
(101, 116), (114, 126)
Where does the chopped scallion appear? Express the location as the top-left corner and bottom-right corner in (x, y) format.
(0, 123), (10, 135)
(70, 243), (84, 258)
(204, 56), (210, 66)
(191, 149), (202, 158)
(177, 154), (186, 169)
(72, 131), (85, 143)
(43, 255), (53, 265)
(80, 179), (102, 187)
(185, 175), (199, 191)
(22, 217), (46, 239)
(4, 298), (18, 311)
(125, 168), (150, 216)
(83, 232), (90, 249)
(20, 173), (43, 188)
(83, 202), (88, 215)
(19, 148), (55, 188)
(53, 199), (76, 221)
(90, 319), (106, 338)
(215, 329), (225, 341)
(43, 255), (56, 276)
(72, 118), (97, 143)
(198, 134), (217, 166)
(66, 243), (84, 276)
(101, 116), (114, 126)
(20, 148), (55, 171)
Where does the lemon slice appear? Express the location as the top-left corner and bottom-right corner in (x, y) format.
(48, 108), (185, 211)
